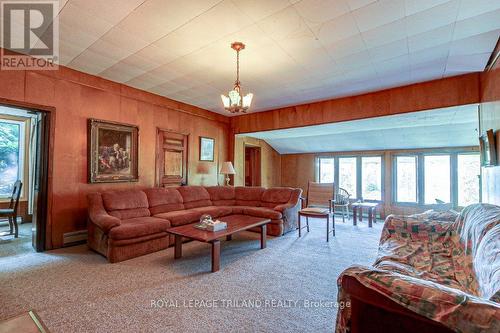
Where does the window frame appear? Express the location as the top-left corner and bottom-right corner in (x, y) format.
(316, 154), (384, 202)
(392, 151), (481, 207)
(0, 116), (29, 201)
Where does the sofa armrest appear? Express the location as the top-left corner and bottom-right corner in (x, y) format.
(337, 266), (500, 333)
(87, 193), (121, 233)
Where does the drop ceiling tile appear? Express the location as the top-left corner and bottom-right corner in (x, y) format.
(257, 6), (307, 40)
(410, 44), (450, 67)
(405, 0), (451, 16)
(446, 53), (491, 72)
(100, 62), (147, 83)
(154, 2), (253, 60)
(453, 9), (500, 40)
(325, 34), (367, 60)
(68, 49), (116, 75)
(406, 0), (460, 36)
(313, 12), (360, 45)
(70, 0), (143, 26)
(375, 54), (410, 76)
(336, 51), (373, 72)
(449, 30), (500, 56)
(59, 2), (114, 37)
(231, 0), (291, 22)
(116, 0), (221, 43)
(408, 24), (454, 53)
(352, 0), (405, 32)
(369, 39), (408, 63)
(293, 0), (351, 24)
(346, 0), (377, 11)
(457, 0), (500, 20)
(362, 20), (407, 48)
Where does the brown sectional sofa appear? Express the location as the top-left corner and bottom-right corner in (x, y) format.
(87, 186), (302, 263)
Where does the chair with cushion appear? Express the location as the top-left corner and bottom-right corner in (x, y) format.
(298, 181), (335, 241)
(331, 187), (350, 222)
(0, 180), (22, 238)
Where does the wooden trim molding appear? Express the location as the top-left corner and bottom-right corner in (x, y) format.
(230, 73), (481, 134)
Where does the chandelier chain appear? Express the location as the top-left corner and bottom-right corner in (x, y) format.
(236, 49), (240, 85)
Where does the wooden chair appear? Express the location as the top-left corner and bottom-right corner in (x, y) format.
(298, 182), (335, 241)
(0, 180), (23, 238)
(331, 187), (351, 223)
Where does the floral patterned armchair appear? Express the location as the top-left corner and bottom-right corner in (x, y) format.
(336, 204), (500, 333)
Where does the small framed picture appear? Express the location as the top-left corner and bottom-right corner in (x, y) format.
(199, 137), (215, 161)
(480, 129), (497, 167)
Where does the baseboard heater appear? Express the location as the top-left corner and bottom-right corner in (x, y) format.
(63, 230), (87, 247)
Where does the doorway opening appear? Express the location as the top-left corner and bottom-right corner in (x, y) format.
(0, 103), (51, 253)
(245, 145), (261, 187)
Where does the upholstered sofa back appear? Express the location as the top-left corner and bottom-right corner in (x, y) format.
(102, 190), (150, 219)
(177, 186), (212, 209)
(454, 203), (500, 301)
(97, 186), (301, 219)
(144, 188), (184, 215)
(206, 186), (236, 206)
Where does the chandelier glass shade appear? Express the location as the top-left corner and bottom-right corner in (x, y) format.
(221, 42), (253, 114)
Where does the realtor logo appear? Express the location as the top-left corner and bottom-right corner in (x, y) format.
(1, 0), (59, 70)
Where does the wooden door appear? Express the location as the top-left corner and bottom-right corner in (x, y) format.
(245, 146), (261, 186)
(156, 129), (188, 187)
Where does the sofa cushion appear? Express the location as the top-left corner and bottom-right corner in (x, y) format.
(108, 217), (170, 240)
(261, 187), (293, 208)
(188, 206), (233, 218)
(178, 186), (212, 209)
(154, 209), (203, 227)
(206, 186), (236, 206)
(235, 186), (264, 206)
(241, 206), (282, 220)
(102, 190), (150, 219)
(144, 187), (184, 215)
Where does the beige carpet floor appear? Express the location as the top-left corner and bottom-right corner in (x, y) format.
(0, 218), (382, 333)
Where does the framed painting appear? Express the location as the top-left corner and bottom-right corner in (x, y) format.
(199, 136), (215, 162)
(88, 119), (139, 183)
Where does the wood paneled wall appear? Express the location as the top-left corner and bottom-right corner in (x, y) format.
(233, 136), (281, 188)
(0, 64), (230, 249)
(281, 147), (479, 217)
(230, 73), (480, 134)
(479, 43), (500, 205)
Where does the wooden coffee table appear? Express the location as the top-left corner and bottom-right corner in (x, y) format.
(166, 215), (270, 272)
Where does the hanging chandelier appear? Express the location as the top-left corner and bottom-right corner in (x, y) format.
(221, 42), (253, 114)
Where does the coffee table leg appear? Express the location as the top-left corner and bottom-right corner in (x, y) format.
(211, 240), (220, 272)
(353, 207), (357, 226)
(261, 224), (267, 249)
(359, 207), (363, 222)
(368, 208), (373, 228)
(226, 235), (232, 241)
(174, 235), (182, 259)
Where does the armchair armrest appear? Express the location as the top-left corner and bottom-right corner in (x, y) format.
(87, 193), (121, 233)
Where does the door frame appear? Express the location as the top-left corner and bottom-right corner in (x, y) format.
(244, 144), (262, 187)
(0, 98), (54, 251)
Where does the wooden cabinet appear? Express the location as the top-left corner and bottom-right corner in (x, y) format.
(156, 129), (188, 186)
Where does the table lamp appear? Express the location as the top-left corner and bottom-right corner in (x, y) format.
(220, 161), (235, 186)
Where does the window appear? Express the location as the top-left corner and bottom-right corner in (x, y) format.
(457, 154), (480, 206)
(0, 120), (24, 198)
(362, 156), (382, 200)
(424, 155), (450, 204)
(339, 157), (357, 197)
(395, 156), (417, 203)
(318, 157), (334, 183)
